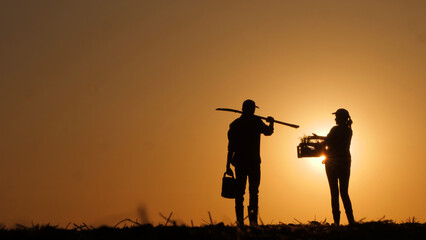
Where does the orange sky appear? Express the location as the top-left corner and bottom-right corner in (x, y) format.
(1, 1), (425, 227)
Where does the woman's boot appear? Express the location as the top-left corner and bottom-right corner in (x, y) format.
(346, 211), (355, 225)
(332, 211), (340, 226)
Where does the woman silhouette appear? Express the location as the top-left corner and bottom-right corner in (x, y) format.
(324, 108), (355, 225)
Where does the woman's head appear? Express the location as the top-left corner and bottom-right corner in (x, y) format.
(333, 108), (353, 128)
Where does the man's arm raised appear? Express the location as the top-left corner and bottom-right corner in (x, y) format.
(263, 116), (274, 136)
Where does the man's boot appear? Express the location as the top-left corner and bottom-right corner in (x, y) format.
(346, 211), (355, 225)
(248, 206), (258, 226)
(332, 211), (340, 226)
(235, 206), (244, 226)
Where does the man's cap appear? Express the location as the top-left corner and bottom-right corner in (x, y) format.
(332, 108), (350, 118)
(242, 99), (259, 110)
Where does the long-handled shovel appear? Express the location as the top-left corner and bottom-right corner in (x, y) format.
(216, 108), (299, 129)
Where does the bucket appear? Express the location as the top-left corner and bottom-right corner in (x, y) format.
(221, 172), (236, 199)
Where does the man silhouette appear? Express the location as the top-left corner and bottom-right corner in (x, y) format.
(226, 99), (274, 226)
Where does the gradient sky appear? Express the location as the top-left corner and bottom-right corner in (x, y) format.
(1, 0), (425, 227)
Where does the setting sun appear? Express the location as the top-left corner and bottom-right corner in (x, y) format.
(304, 156), (326, 172)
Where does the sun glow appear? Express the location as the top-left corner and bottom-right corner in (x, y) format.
(307, 155), (326, 172)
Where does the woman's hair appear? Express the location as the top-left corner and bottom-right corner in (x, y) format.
(334, 108), (353, 129)
(336, 115), (353, 128)
(346, 117), (353, 129)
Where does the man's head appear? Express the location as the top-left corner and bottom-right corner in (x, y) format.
(242, 99), (258, 116)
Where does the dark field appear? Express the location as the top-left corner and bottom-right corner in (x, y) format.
(1, 221), (425, 240)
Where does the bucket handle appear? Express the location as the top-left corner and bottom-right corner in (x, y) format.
(223, 172), (235, 178)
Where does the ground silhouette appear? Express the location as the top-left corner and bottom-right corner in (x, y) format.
(1, 220), (425, 240)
